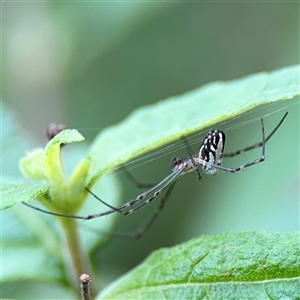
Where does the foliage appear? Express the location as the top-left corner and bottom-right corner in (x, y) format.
(99, 231), (300, 300)
(1, 65), (300, 299)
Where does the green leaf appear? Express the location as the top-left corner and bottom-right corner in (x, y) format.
(1, 177), (49, 210)
(98, 231), (300, 300)
(67, 156), (92, 212)
(88, 65), (300, 184)
(43, 129), (85, 189)
(19, 148), (46, 181)
(2, 206), (65, 283)
(2, 129), (89, 212)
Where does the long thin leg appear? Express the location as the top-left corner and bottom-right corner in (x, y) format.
(84, 165), (173, 215)
(22, 168), (184, 220)
(85, 187), (122, 212)
(22, 201), (86, 219)
(22, 187), (123, 218)
(84, 168), (184, 219)
(97, 168), (181, 216)
(181, 136), (202, 180)
(120, 165), (155, 188)
(224, 112), (288, 157)
(84, 167), (169, 216)
(81, 181), (177, 239)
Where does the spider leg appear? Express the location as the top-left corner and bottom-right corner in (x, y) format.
(224, 112), (288, 157)
(85, 167), (184, 219)
(129, 181), (177, 238)
(84, 171), (179, 216)
(120, 165), (155, 188)
(121, 169), (182, 216)
(93, 167), (184, 214)
(22, 201), (87, 219)
(22, 187), (123, 219)
(22, 164), (184, 220)
(81, 181), (177, 239)
(85, 187), (122, 212)
(181, 136), (202, 180)
(87, 153), (189, 215)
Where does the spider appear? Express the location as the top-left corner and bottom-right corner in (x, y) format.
(23, 112), (288, 238)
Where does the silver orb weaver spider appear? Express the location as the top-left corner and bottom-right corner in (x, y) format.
(23, 112), (288, 238)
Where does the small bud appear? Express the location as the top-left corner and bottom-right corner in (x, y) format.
(46, 123), (67, 141)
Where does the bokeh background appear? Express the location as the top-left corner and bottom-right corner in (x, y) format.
(2, 2), (299, 298)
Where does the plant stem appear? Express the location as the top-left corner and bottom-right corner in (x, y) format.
(59, 217), (97, 297)
(80, 273), (92, 300)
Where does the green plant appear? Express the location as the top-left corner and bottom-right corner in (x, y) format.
(2, 65), (300, 299)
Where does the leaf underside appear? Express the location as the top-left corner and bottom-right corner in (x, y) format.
(88, 65), (300, 184)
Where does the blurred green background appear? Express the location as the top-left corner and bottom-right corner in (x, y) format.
(2, 2), (299, 298)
